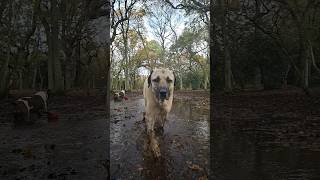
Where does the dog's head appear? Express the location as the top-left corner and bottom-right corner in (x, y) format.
(114, 92), (120, 98)
(119, 90), (125, 97)
(148, 68), (175, 104)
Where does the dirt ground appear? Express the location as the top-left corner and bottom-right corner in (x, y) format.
(0, 91), (108, 180)
(212, 88), (320, 180)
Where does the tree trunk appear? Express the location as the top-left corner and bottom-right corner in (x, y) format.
(65, 70), (72, 90)
(0, 2), (12, 98)
(43, 0), (64, 93)
(64, 51), (74, 90)
(19, 70), (23, 90)
(218, 0), (232, 92)
(0, 56), (10, 98)
(74, 40), (81, 87)
(179, 73), (183, 90)
(121, 21), (129, 91)
(254, 66), (262, 89)
(224, 40), (232, 92)
(47, 35), (54, 90)
(302, 49), (309, 90)
(282, 64), (291, 88)
(52, 0), (64, 92)
(204, 72), (209, 90)
(92, 71), (95, 89)
(106, 3), (111, 178)
(32, 64), (37, 90)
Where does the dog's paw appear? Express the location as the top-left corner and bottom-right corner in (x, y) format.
(150, 139), (161, 159)
(153, 147), (161, 159)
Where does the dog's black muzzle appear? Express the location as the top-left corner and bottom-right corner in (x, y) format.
(159, 88), (169, 101)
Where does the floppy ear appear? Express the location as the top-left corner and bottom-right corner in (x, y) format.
(148, 70), (153, 88)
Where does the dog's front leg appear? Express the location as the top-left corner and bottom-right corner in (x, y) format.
(146, 116), (161, 158)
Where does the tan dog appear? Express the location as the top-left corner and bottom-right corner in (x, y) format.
(143, 68), (175, 158)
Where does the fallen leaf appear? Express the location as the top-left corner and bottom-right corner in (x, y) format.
(22, 149), (33, 158)
(137, 167), (144, 171)
(188, 164), (203, 171)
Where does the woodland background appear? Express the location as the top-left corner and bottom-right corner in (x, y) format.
(0, 0), (320, 98)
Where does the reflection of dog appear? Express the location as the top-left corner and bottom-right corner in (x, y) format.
(143, 68), (175, 158)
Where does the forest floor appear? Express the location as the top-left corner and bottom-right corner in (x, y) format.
(0, 90), (108, 180)
(1, 88), (320, 179)
(212, 87), (320, 180)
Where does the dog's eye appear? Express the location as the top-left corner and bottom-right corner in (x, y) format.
(152, 77), (160, 83)
(167, 77), (173, 83)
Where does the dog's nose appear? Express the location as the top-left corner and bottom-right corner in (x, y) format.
(159, 89), (167, 99)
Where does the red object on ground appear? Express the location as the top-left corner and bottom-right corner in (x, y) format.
(48, 112), (59, 122)
(124, 96), (128, 100)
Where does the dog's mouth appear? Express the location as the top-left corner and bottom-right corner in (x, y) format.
(159, 95), (166, 102)
(158, 88), (169, 103)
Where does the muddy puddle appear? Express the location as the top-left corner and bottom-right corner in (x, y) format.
(110, 96), (209, 179)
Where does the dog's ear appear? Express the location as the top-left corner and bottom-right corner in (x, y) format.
(148, 70), (153, 88)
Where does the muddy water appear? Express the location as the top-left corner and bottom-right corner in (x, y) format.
(110, 97), (209, 179)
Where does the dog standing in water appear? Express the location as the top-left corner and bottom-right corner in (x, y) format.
(143, 68), (175, 158)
